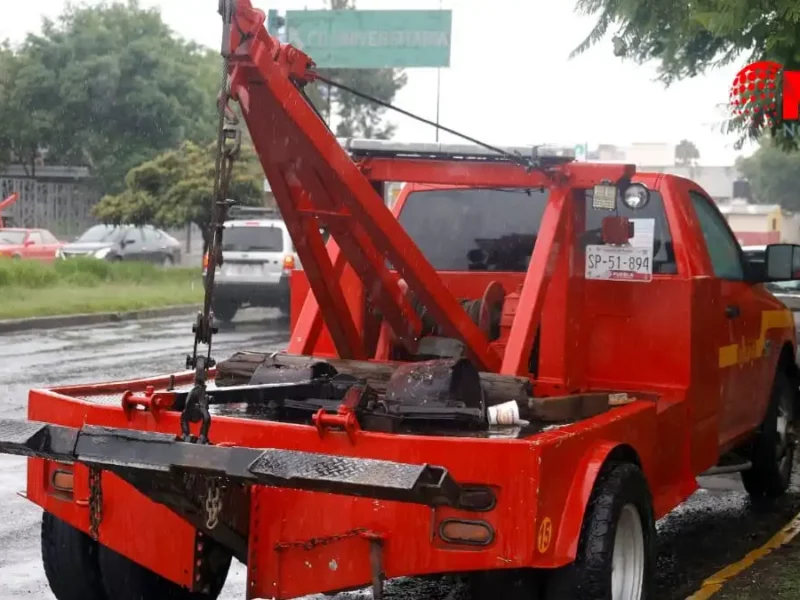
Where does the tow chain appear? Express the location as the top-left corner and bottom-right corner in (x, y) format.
(88, 467), (103, 540)
(182, 0), (241, 445)
(274, 528), (374, 552)
(204, 478), (225, 531)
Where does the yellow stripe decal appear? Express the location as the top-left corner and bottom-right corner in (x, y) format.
(717, 309), (794, 369)
(686, 510), (800, 599)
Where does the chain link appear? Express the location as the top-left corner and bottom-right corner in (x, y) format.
(88, 467), (103, 540)
(274, 528), (372, 552)
(205, 478), (224, 530)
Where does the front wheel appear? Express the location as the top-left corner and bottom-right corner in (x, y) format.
(741, 370), (796, 499)
(541, 462), (655, 600)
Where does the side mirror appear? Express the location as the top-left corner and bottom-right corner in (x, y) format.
(764, 244), (800, 281)
(121, 238), (134, 247)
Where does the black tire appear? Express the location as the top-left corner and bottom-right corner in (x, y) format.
(98, 542), (231, 600)
(41, 512), (108, 600)
(468, 569), (539, 600)
(213, 300), (238, 323)
(162, 254), (174, 267)
(541, 462), (655, 600)
(741, 370), (796, 499)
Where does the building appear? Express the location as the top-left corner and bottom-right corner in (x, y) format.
(640, 165), (742, 203)
(716, 199), (782, 245)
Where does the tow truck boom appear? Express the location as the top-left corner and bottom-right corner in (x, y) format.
(225, 0), (633, 375)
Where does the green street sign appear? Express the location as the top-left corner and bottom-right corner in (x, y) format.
(285, 10), (452, 69)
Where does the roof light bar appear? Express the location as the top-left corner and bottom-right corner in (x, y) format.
(227, 205), (280, 220)
(337, 138), (576, 165)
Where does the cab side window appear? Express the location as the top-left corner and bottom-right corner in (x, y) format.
(689, 191), (744, 280)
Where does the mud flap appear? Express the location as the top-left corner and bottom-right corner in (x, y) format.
(0, 418), (491, 510)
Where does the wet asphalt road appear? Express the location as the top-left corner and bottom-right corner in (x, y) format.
(0, 312), (799, 600)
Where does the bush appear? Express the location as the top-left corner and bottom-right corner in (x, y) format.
(0, 257), (200, 289)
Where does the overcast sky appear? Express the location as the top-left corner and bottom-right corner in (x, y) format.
(2, 0), (755, 165)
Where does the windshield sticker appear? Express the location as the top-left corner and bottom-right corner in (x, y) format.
(585, 218), (655, 282)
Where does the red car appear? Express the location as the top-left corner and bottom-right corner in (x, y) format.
(0, 228), (64, 261)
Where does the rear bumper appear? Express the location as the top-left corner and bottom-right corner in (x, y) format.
(13, 376), (660, 599)
(212, 275), (289, 305)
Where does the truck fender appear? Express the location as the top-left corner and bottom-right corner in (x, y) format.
(551, 440), (642, 562)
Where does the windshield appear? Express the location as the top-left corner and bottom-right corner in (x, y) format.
(76, 225), (124, 243)
(222, 225), (284, 252)
(0, 231), (25, 245)
(397, 187), (547, 271)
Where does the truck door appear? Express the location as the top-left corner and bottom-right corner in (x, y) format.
(688, 190), (763, 447)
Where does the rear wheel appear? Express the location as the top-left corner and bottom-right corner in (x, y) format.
(41, 512), (108, 600)
(541, 462), (654, 600)
(213, 300), (238, 323)
(98, 542), (231, 600)
(741, 370), (796, 499)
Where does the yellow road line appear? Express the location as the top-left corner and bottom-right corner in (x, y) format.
(686, 510), (800, 600)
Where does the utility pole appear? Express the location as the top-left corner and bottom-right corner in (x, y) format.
(435, 0), (443, 142)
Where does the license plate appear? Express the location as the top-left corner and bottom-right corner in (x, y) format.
(225, 264), (262, 277)
(585, 245), (653, 282)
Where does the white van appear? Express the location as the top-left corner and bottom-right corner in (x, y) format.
(205, 208), (295, 322)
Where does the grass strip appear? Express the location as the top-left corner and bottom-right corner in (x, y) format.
(0, 258), (203, 319)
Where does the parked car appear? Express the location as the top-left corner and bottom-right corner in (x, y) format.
(0, 228), (64, 261)
(58, 224), (182, 265)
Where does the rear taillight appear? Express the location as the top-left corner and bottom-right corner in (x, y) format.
(202, 252), (209, 272)
(283, 255), (295, 271)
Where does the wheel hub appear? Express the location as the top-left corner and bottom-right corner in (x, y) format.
(611, 504), (645, 600)
(776, 390), (795, 474)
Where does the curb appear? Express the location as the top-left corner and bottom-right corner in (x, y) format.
(0, 305), (199, 335)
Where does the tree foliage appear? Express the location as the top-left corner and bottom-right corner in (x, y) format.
(301, 0), (407, 139)
(736, 141), (800, 210)
(675, 139), (700, 166)
(572, 0), (800, 149)
(93, 141), (264, 250)
(0, 1), (218, 189)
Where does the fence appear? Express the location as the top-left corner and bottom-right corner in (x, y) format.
(0, 165), (100, 239)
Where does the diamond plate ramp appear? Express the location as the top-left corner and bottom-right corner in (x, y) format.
(0, 418), (77, 459)
(249, 449), (426, 491)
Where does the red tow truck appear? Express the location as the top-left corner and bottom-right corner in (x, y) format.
(1, 2), (800, 599)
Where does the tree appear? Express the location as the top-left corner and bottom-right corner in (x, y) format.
(675, 139), (701, 166)
(0, 1), (219, 190)
(571, 0), (800, 150)
(92, 141), (264, 251)
(300, 0), (408, 139)
(736, 141), (800, 211)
